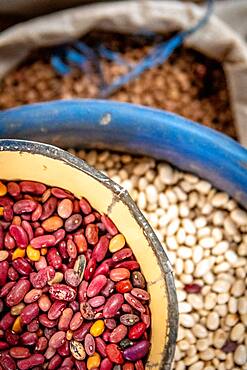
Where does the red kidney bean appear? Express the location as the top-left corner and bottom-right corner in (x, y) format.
(105, 319), (117, 330)
(8, 266), (19, 281)
(20, 302), (39, 324)
(40, 197), (57, 221)
(102, 329), (111, 342)
(75, 360), (86, 370)
(87, 274), (107, 298)
(69, 300), (79, 312)
(21, 332), (38, 346)
(4, 207), (14, 222)
(39, 314), (58, 328)
(10, 346), (31, 359)
(45, 346), (56, 359)
(48, 354), (63, 370)
(66, 240), (77, 259)
(13, 199), (37, 214)
(49, 331), (66, 349)
(57, 339), (70, 357)
(58, 308), (73, 331)
(110, 324), (128, 343)
(38, 294), (51, 312)
(131, 272), (145, 289)
(124, 294), (145, 313)
(4, 232), (15, 250)
(184, 283), (202, 294)
(53, 228), (66, 245)
(84, 213), (95, 225)
(0, 341), (9, 350)
(92, 235), (109, 262)
(88, 295), (106, 308)
(0, 281), (15, 297)
(123, 340), (150, 361)
(6, 279), (30, 306)
(58, 240), (69, 259)
(35, 256), (47, 271)
(74, 233), (87, 254)
(30, 235), (56, 249)
(85, 224), (99, 245)
(84, 333), (95, 356)
(48, 301), (66, 320)
(135, 360), (144, 370)
(101, 279), (115, 298)
(95, 336), (107, 357)
(0, 224), (4, 249)
(122, 304), (133, 314)
(73, 322), (92, 341)
(20, 181), (46, 195)
(100, 357), (114, 370)
(0, 261), (9, 286)
(47, 248), (62, 269)
(110, 268), (130, 282)
(79, 198), (91, 215)
(131, 288), (150, 301)
(101, 215), (118, 236)
(65, 214), (82, 233)
(17, 354), (45, 370)
(35, 336), (48, 352)
(115, 261), (140, 271)
(31, 203), (42, 222)
(27, 319), (39, 332)
(7, 182), (21, 197)
(94, 261), (110, 277)
(49, 284), (76, 302)
(103, 294), (124, 319)
(112, 248), (133, 262)
(123, 363), (135, 370)
(9, 225), (28, 248)
(6, 330), (19, 346)
(106, 343), (124, 364)
(116, 280), (132, 294)
(34, 227), (44, 237)
(0, 312), (15, 330)
(57, 199), (73, 219)
(24, 288), (42, 303)
(120, 315), (140, 327)
(51, 188), (74, 200)
(128, 323), (146, 340)
(70, 312), (83, 331)
(12, 258), (33, 276)
(61, 356), (74, 369)
(84, 257), (97, 281)
(78, 281), (88, 303)
(21, 220), (34, 241)
(1, 353), (16, 370)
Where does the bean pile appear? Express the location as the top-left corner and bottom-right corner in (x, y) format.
(70, 148), (247, 370)
(0, 32), (236, 139)
(0, 180), (151, 370)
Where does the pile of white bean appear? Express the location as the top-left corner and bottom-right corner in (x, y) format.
(70, 148), (247, 370)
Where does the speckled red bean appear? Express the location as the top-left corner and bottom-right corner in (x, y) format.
(7, 182), (21, 197)
(85, 224), (99, 245)
(64, 269), (80, 288)
(105, 318), (117, 330)
(4, 232), (15, 250)
(103, 294), (124, 319)
(66, 239), (77, 259)
(49, 331), (66, 349)
(49, 284), (76, 302)
(131, 288), (150, 301)
(78, 281), (88, 303)
(8, 266), (19, 281)
(20, 181), (46, 195)
(1, 353), (16, 370)
(47, 353), (63, 370)
(21, 332), (38, 346)
(9, 225), (29, 248)
(12, 258), (33, 276)
(17, 354), (45, 370)
(95, 336), (107, 357)
(120, 314), (140, 327)
(123, 340), (150, 361)
(101, 215), (118, 236)
(88, 295), (106, 308)
(47, 248), (62, 269)
(80, 302), (95, 320)
(13, 199), (37, 214)
(84, 333), (95, 356)
(24, 289), (42, 303)
(20, 302), (39, 324)
(87, 274), (107, 298)
(100, 357), (114, 370)
(101, 279), (115, 298)
(65, 214), (82, 232)
(70, 312), (83, 331)
(110, 324), (128, 343)
(106, 343), (124, 364)
(6, 329), (19, 345)
(10, 346), (31, 359)
(35, 256), (47, 271)
(35, 336), (48, 352)
(30, 266), (55, 288)
(48, 301), (66, 320)
(38, 294), (51, 312)
(124, 294), (145, 313)
(58, 308), (73, 331)
(0, 281), (15, 297)
(30, 235), (56, 249)
(27, 318), (39, 332)
(6, 279), (30, 306)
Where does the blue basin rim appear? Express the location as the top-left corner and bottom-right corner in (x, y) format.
(0, 99), (247, 208)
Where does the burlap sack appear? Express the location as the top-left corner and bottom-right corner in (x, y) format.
(0, 0), (247, 144)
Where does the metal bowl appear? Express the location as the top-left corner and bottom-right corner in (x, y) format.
(0, 138), (178, 370)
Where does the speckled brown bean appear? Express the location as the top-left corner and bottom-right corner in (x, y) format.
(65, 214), (82, 232)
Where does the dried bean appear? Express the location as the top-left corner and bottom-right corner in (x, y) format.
(17, 354), (45, 370)
(21, 332), (38, 346)
(110, 324), (128, 343)
(10, 346), (31, 359)
(58, 308), (73, 331)
(123, 340), (150, 361)
(87, 274), (107, 297)
(49, 331), (66, 349)
(13, 200), (37, 214)
(48, 301), (66, 320)
(103, 294), (124, 318)
(106, 343), (124, 364)
(120, 315), (140, 326)
(65, 214), (82, 232)
(6, 279), (30, 306)
(24, 289), (42, 303)
(49, 284), (76, 302)
(20, 302), (39, 324)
